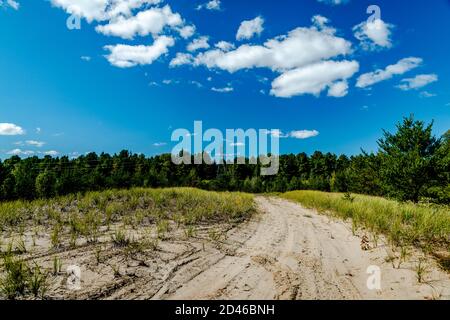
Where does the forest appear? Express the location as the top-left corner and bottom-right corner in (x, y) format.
(0, 116), (448, 204)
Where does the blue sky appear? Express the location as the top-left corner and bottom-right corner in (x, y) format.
(0, 0), (449, 159)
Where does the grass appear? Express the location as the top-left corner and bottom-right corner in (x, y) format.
(0, 252), (48, 299)
(0, 187), (254, 299)
(281, 191), (450, 258)
(0, 188), (254, 253)
(0, 188), (254, 233)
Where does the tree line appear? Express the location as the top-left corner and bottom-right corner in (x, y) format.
(0, 116), (448, 204)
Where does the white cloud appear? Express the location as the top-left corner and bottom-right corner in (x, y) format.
(267, 129), (319, 139)
(190, 80), (203, 88)
(81, 55), (91, 61)
(267, 129), (287, 138)
(190, 25), (352, 73)
(215, 41), (235, 52)
(0, 123), (25, 135)
(36, 127), (42, 134)
(25, 140), (46, 147)
(353, 19), (394, 50)
(187, 36), (210, 52)
(104, 35), (175, 67)
(96, 5), (182, 39)
(311, 15), (335, 34)
(170, 17), (357, 98)
(178, 25), (196, 39)
(43, 150), (59, 156)
(356, 57), (422, 88)
(50, 0), (110, 22)
(196, 0), (221, 11)
(3, 0), (20, 10)
(327, 80), (349, 97)
(211, 86), (233, 93)
(153, 142), (167, 147)
(236, 16), (264, 41)
(289, 130), (319, 139)
(419, 91), (436, 98)
(317, 0), (349, 5)
(396, 74), (438, 91)
(7, 149), (34, 156)
(106, 0), (162, 18)
(169, 52), (193, 67)
(270, 60), (359, 98)
(50, 0), (162, 23)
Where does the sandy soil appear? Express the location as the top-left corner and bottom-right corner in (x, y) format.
(162, 197), (450, 300)
(2, 196), (449, 300)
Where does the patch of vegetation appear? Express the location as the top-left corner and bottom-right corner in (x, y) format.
(0, 117), (447, 208)
(0, 252), (48, 299)
(281, 191), (450, 253)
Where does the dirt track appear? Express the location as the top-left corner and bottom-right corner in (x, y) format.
(6, 196), (449, 300)
(158, 197), (450, 300)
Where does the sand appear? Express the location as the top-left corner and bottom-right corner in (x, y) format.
(1, 196), (449, 300)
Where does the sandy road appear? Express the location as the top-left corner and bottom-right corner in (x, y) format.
(159, 197), (450, 300)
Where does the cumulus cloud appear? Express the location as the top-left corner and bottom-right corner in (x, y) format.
(289, 130), (319, 139)
(191, 25), (352, 73)
(25, 140), (46, 147)
(170, 16), (357, 98)
(187, 36), (210, 52)
(396, 74), (438, 91)
(2, 0), (20, 10)
(178, 25), (196, 39)
(104, 35), (174, 67)
(317, 0), (349, 5)
(81, 56), (91, 61)
(50, 0), (162, 22)
(7, 149), (34, 156)
(419, 91), (436, 98)
(215, 41), (235, 52)
(169, 52), (194, 67)
(0, 123), (25, 135)
(356, 57), (422, 88)
(153, 142), (167, 147)
(96, 5), (182, 39)
(353, 19), (394, 50)
(267, 129), (319, 139)
(43, 150), (59, 156)
(50, 0), (110, 22)
(50, 1), (192, 67)
(327, 80), (349, 97)
(236, 16), (264, 41)
(211, 86), (233, 93)
(196, 0), (221, 11)
(270, 60), (359, 98)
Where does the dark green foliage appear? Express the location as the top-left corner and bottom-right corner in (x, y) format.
(0, 116), (447, 203)
(378, 115), (441, 202)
